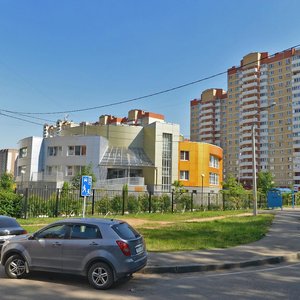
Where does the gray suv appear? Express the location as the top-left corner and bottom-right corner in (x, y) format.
(0, 218), (147, 289)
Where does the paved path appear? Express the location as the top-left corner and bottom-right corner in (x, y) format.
(143, 209), (300, 273)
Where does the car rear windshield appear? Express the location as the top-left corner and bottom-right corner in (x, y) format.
(112, 223), (140, 240)
(0, 218), (19, 228)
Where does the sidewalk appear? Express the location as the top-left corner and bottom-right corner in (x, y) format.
(143, 208), (300, 274)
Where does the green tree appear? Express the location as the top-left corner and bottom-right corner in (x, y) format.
(0, 173), (15, 191)
(257, 171), (275, 195)
(222, 175), (245, 196)
(172, 180), (187, 211)
(222, 174), (247, 209)
(71, 163), (97, 189)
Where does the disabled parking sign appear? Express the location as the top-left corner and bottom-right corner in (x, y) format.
(81, 175), (92, 197)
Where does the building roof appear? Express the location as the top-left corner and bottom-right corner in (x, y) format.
(99, 147), (154, 167)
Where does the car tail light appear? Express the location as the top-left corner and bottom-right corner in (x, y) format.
(116, 240), (131, 256)
(23, 230), (28, 234)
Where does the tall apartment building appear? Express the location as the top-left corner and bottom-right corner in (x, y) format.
(190, 88), (226, 146)
(191, 47), (300, 190)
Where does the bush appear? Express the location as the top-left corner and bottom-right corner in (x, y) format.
(0, 190), (23, 217)
(127, 194), (140, 213)
(178, 194), (192, 212)
(111, 195), (122, 214)
(139, 193), (150, 213)
(96, 196), (111, 215)
(160, 194), (171, 212)
(150, 195), (161, 212)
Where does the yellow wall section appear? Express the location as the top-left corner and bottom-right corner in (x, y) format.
(178, 141), (223, 189)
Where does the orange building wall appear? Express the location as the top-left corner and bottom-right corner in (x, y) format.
(178, 141), (223, 190)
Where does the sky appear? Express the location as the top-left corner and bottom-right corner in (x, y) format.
(1, 0), (300, 149)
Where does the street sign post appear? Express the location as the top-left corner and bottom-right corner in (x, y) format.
(81, 175), (92, 218)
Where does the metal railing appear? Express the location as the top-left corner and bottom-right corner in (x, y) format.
(13, 187), (268, 219)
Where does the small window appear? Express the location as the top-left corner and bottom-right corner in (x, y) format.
(68, 145), (86, 156)
(70, 225), (101, 239)
(180, 151), (190, 161)
(37, 225), (69, 239)
(19, 147), (28, 158)
(180, 171), (189, 180)
(112, 223), (139, 239)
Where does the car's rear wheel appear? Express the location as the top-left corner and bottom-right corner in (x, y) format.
(87, 262), (114, 290)
(5, 255), (27, 279)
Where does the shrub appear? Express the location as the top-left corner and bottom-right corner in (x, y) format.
(0, 190), (23, 217)
(96, 196), (111, 215)
(111, 195), (122, 214)
(160, 194), (171, 212)
(127, 194), (140, 213)
(139, 193), (149, 213)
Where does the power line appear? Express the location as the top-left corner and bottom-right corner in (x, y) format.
(1, 43), (300, 117)
(0, 111), (44, 125)
(4, 111), (56, 123)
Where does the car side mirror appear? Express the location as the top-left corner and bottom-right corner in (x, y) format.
(28, 234), (36, 240)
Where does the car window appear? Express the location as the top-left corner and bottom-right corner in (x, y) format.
(36, 224), (69, 239)
(0, 218), (20, 228)
(70, 224), (101, 239)
(112, 223), (139, 239)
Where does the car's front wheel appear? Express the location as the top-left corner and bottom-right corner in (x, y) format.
(87, 262), (114, 290)
(5, 254), (27, 279)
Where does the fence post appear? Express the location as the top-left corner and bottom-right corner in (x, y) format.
(55, 189), (60, 217)
(92, 189), (95, 216)
(190, 192), (193, 212)
(171, 191), (174, 213)
(23, 188), (29, 219)
(148, 192), (152, 213)
(122, 188), (125, 216)
(208, 193), (211, 211)
(223, 193), (226, 211)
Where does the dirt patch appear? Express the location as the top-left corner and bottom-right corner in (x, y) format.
(124, 213), (253, 229)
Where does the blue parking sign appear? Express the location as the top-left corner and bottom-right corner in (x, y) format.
(81, 175), (92, 197)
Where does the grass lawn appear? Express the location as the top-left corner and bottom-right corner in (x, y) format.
(18, 211), (274, 252)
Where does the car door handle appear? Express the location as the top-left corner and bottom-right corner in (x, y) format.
(52, 242), (62, 246)
(89, 242), (99, 246)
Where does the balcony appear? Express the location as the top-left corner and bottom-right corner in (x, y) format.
(242, 89), (258, 96)
(242, 74), (258, 82)
(292, 78), (300, 87)
(202, 108), (214, 114)
(292, 64), (300, 72)
(242, 67), (258, 75)
(242, 110), (257, 117)
(242, 103), (257, 110)
(243, 81), (258, 89)
(242, 95), (258, 102)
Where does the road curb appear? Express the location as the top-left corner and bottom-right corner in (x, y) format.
(142, 252), (300, 274)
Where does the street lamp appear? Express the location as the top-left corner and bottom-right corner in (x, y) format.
(252, 102), (276, 216)
(201, 174), (205, 205)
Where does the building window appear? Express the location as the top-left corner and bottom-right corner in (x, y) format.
(162, 133), (172, 192)
(180, 151), (190, 161)
(46, 165), (62, 175)
(209, 173), (219, 185)
(180, 171), (189, 181)
(67, 145), (87, 156)
(209, 155), (220, 168)
(19, 147), (27, 158)
(48, 146), (62, 156)
(66, 165), (83, 176)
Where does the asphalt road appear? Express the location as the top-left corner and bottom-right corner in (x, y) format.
(1, 262), (300, 300)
